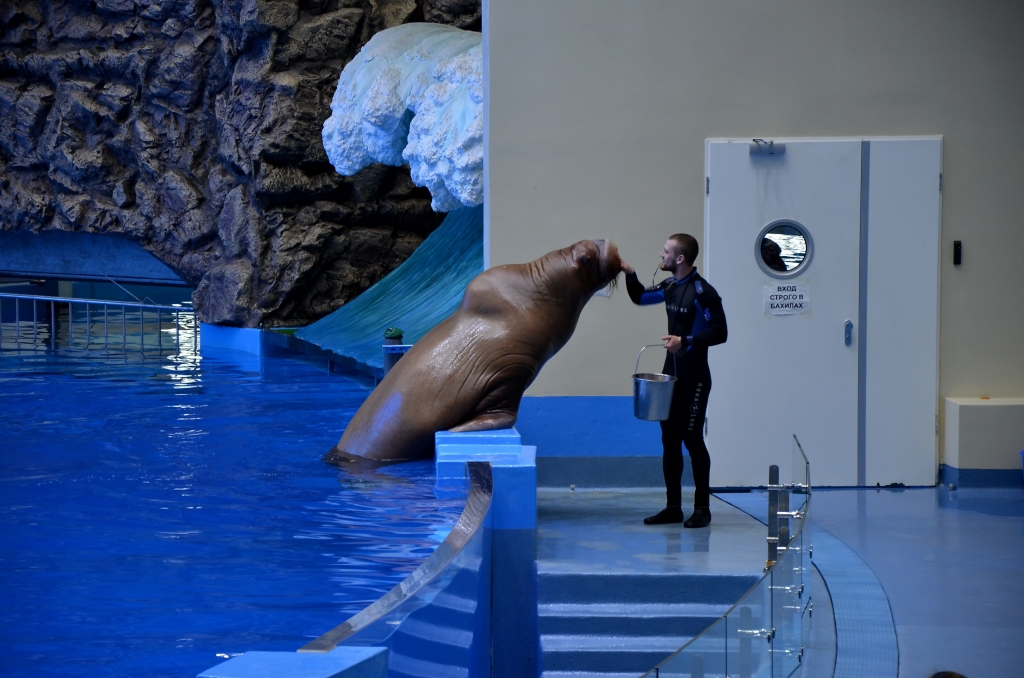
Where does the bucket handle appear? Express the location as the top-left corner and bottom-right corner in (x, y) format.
(635, 344), (667, 375)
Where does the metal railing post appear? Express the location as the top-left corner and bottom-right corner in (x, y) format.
(779, 488), (791, 552)
(767, 465), (780, 568)
(51, 301), (56, 347)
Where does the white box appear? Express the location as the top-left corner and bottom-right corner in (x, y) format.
(944, 398), (1024, 470)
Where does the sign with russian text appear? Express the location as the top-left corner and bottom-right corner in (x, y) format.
(764, 284), (810, 315)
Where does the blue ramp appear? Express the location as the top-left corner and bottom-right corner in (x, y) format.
(296, 205), (483, 375)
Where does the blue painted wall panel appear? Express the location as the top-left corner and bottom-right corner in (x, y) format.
(939, 464), (1024, 488)
(491, 529), (539, 678)
(200, 323), (264, 356)
(517, 396), (662, 458)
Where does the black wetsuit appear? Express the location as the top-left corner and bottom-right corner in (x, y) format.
(626, 270), (728, 508)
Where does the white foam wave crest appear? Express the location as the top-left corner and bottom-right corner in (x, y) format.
(322, 24), (482, 212)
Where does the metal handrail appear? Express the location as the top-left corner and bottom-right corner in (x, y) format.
(0, 292), (190, 311)
(0, 292), (195, 353)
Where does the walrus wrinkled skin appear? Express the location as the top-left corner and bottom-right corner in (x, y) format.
(327, 239), (623, 462)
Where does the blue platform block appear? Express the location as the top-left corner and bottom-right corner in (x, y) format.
(432, 428), (539, 677)
(200, 323), (265, 356)
(491, 445), (537, 530)
(198, 647), (387, 678)
(435, 428), (523, 494)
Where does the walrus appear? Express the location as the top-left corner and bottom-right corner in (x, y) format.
(327, 239), (623, 462)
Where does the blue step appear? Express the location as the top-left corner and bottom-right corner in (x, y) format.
(538, 572), (760, 605)
(539, 602), (727, 637)
(540, 635), (688, 673)
(538, 572), (759, 676)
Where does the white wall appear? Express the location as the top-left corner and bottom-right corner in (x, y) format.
(485, 0), (1024, 438)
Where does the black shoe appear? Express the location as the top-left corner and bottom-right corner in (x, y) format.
(644, 507), (684, 525)
(683, 507), (711, 528)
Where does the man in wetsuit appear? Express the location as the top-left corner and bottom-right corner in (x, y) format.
(621, 234), (727, 527)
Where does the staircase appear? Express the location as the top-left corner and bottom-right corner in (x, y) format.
(538, 571), (760, 677)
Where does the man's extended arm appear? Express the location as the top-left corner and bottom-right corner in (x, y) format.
(625, 272), (665, 306)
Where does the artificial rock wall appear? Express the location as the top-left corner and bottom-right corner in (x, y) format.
(0, 0), (480, 327)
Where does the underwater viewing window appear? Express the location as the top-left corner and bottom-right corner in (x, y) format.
(755, 219), (813, 279)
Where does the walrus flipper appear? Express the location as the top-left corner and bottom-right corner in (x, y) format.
(450, 371), (528, 432)
(449, 411), (517, 433)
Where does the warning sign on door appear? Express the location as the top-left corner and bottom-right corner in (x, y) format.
(764, 284), (810, 315)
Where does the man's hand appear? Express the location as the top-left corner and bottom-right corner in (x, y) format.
(620, 260), (634, 275)
(662, 335), (683, 354)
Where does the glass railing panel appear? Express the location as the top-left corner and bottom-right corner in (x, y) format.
(639, 434), (813, 678)
(799, 523), (813, 674)
(772, 528), (806, 677)
(789, 433), (813, 673)
(790, 434), (810, 512)
(644, 616), (727, 677)
(726, 574), (773, 678)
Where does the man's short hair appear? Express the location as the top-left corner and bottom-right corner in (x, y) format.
(669, 233), (699, 266)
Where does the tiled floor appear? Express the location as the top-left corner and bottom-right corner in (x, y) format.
(812, 487), (1024, 678)
(535, 484), (1023, 678)
(537, 489), (768, 576)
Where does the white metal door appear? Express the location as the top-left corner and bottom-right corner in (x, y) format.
(705, 139), (863, 486)
(863, 138), (942, 486)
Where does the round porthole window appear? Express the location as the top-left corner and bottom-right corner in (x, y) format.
(755, 219), (813, 278)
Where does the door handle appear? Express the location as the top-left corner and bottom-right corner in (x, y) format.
(844, 320), (853, 346)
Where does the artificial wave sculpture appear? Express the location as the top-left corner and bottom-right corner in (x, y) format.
(296, 205), (483, 375)
(323, 24), (483, 212)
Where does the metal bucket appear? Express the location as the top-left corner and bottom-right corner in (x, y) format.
(633, 344), (677, 421)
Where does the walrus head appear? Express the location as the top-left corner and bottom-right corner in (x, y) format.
(571, 238), (624, 292)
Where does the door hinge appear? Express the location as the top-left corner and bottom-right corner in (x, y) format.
(939, 173), (943, 192)
(706, 177), (710, 195)
(750, 139), (786, 155)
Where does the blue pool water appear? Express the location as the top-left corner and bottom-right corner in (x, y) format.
(0, 344), (463, 677)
